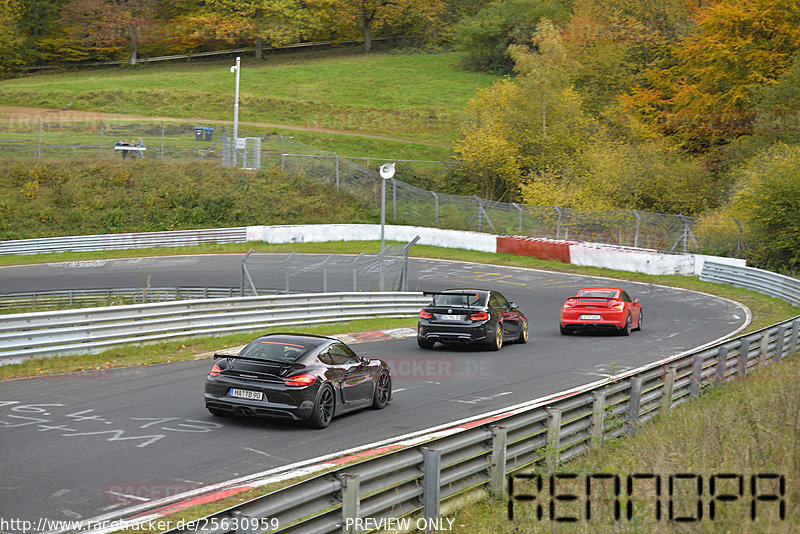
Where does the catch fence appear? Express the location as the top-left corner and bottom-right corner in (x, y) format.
(0, 117), (746, 255)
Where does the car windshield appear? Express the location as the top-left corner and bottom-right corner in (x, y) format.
(432, 292), (486, 307)
(577, 290), (617, 299)
(238, 337), (320, 363)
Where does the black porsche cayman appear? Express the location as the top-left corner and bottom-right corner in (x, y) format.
(204, 333), (392, 428)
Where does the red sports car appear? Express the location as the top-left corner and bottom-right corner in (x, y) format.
(560, 287), (642, 336)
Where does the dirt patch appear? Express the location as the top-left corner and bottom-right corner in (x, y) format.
(0, 105), (447, 147)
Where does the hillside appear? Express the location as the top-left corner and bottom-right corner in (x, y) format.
(0, 160), (375, 240)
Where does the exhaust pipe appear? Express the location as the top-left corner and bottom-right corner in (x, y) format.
(235, 407), (254, 416)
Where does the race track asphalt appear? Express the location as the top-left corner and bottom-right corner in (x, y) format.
(0, 254), (748, 528)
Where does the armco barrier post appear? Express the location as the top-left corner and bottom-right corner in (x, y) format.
(490, 426), (507, 499)
(715, 346), (729, 384)
(690, 353), (704, 397)
(662, 366), (676, 412)
(759, 331), (770, 365)
(627, 377), (642, 435)
(790, 320), (800, 353)
(231, 511), (254, 534)
(590, 391), (606, 448)
(545, 408), (562, 471)
(738, 339), (750, 377)
(776, 326), (787, 360)
(422, 447), (441, 533)
(342, 474), (360, 534)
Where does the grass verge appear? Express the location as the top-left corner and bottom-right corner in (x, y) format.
(0, 317), (416, 380)
(450, 351), (800, 533)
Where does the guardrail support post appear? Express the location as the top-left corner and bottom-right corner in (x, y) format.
(738, 339), (750, 377)
(545, 408), (562, 471)
(342, 473), (360, 534)
(422, 447), (441, 532)
(627, 377), (643, 435)
(715, 346), (729, 385)
(231, 511), (255, 534)
(775, 326), (788, 360)
(790, 320), (800, 354)
(490, 425), (507, 499)
(690, 353), (704, 398)
(661, 366), (676, 413)
(431, 191), (439, 227)
(759, 331), (770, 365)
(590, 391), (606, 448)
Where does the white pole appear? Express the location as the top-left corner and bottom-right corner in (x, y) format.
(232, 56), (241, 142)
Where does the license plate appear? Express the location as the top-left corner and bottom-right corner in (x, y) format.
(229, 388), (264, 401)
(440, 314), (463, 321)
(580, 314), (602, 320)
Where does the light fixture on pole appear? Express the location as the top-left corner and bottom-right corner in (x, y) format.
(379, 163), (395, 250)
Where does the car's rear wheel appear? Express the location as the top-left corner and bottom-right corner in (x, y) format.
(308, 384), (335, 429)
(417, 337), (435, 349)
(560, 324), (571, 335)
(517, 319), (529, 343)
(488, 323), (503, 351)
(372, 371), (391, 409)
(633, 311), (643, 331)
(619, 313), (632, 336)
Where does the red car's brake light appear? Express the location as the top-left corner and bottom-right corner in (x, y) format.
(209, 363), (222, 377)
(284, 374), (317, 387)
(562, 299), (576, 309)
(419, 310), (433, 319)
(611, 301), (625, 311)
(470, 312), (489, 321)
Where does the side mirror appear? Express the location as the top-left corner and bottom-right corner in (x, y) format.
(634, 298), (640, 304)
(508, 302), (518, 309)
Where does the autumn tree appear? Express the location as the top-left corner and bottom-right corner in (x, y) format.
(187, 0), (325, 59)
(726, 143), (800, 271)
(455, 20), (595, 200)
(324, 0), (446, 52)
(621, 0), (800, 150)
(0, 0), (25, 69)
(60, 0), (157, 65)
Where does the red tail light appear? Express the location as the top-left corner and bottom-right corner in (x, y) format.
(209, 363), (222, 377)
(419, 310), (433, 319)
(284, 374), (317, 387)
(611, 301), (625, 311)
(562, 299), (575, 309)
(470, 312), (489, 321)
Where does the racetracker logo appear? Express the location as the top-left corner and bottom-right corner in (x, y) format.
(385, 356), (457, 380)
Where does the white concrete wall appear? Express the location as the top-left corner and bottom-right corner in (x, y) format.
(245, 224), (497, 253)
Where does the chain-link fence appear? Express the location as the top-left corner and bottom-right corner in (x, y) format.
(240, 238), (419, 296)
(0, 116), (746, 256)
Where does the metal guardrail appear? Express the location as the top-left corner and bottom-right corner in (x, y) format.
(701, 261), (800, 307)
(0, 287), (247, 311)
(0, 292), (429, 362)
(0, 227), (247, 255)
(152, 264), (800, 534)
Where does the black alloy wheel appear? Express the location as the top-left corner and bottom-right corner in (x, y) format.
(309, 384), (335, 428)
(372, 371), (391, 409)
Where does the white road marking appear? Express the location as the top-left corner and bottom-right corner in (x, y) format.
(52, 489), (70, 498)
(104, 491), (149, 503)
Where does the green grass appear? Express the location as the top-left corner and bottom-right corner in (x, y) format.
(0, 51), (500, 146)
(450, 351), (800, 533)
